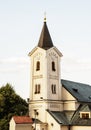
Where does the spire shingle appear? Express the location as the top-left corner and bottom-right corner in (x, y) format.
(38, 21), (53, 50)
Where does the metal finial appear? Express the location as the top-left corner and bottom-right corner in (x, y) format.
(44, 12), (46, 22)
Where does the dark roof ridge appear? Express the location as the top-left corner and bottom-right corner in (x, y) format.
(61, 79), (90, 86)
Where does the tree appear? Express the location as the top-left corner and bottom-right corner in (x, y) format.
(0, 83), (28, 130)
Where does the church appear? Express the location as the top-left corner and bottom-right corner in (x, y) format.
(10, 18), (91, 130)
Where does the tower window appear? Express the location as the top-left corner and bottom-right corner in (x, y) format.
(34, 84), (41, 94)
(36, 61), (40, 71)
(52, 61), (56, 71)
(38, 84), (40, 93)
(51, 84), (56, 94)
(35, 84), (37, 94)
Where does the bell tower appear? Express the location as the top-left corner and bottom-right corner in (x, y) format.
(28, 18), (63, 122)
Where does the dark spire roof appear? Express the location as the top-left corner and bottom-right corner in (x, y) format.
(38, 20), (54, 50)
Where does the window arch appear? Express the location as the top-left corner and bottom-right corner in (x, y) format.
(52, 61), (56, 71)
(37, 84), (40, 93)
(36, 61), (40, 71)
(35, 84), (37, 94)
(34, 84), (41, 94)
(51, 84), (56, 94)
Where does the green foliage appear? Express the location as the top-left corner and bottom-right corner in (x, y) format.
(0, 83), (28, 130)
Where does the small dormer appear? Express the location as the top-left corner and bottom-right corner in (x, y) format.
(80, 112), (90, 119)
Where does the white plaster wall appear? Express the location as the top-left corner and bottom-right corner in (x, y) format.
(71, 126), (91, 130)
(60, 125), (91, 130)
(9, 118), (16, 130)
(29, 46), (63, 123)
(35, 124), (48, 130)
(63, 101), (78, 111)
(29, 100), (63, 122)
(48, 79), (59, 100)
(33, 50), (46, 76)
(62, 87), (80, 111)
(62, 87), (75, 100)
(46, 48), (61, 100)
(32, 78), (46, 100)
(64, 100), (80, 111)
(48, 101), (63, 111)
(29, 101), (63, 122)
(29, 101), (48, 122)
(46, 111), (61, 130)
(30, 47), (47, 100)
(47, 49), (59, 77)
(61, 126), (68, 130)
(15, 124), (32, 130)
(29, 47), (62, 101)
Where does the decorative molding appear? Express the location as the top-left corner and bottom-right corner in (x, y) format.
(31, 105), (42, 108)
(33, 75), (43, 79)
(50, 104), (60, 108)
(49, 75), (58, 79)
(49, 52), (58, 59)
(34, 52), (42, 60)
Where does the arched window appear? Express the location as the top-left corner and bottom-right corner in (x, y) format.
(36, 61), (40, 71)
(51, 84), (54, 93)
(38, 84), (40, 93)
(52, 61), (56, 71)
(35, 85), (37, 94)
(34, 84), (41, 94)
(51, 84), (56, 94)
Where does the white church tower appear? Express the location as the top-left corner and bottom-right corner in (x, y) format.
(10, 17), (91, 130)
(28, 18), (63, 122)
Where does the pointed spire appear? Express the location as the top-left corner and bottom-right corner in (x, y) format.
(38, 17), (54, 50)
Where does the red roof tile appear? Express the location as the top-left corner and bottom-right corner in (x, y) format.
(13, 116), (33, 124)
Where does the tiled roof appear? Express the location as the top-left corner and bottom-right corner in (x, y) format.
(38, 21), (53, 50)
(61, 79), (91, 103)
(47, 110), (69, 125)
(13, 116), (33, 124)
(48, 104), (91, 126)
(32, 118), (43, 124)
(48, 80), (91, 126)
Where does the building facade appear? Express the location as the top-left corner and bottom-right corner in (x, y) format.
(10, 18), (91, 130)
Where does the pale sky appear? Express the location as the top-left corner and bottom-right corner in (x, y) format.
(0, 0), (91, 99)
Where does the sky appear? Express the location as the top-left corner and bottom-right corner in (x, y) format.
(0, 0), (91, 99)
